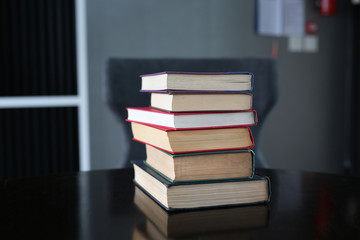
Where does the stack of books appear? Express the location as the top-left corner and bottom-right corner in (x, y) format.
(127, 72), (270, 211)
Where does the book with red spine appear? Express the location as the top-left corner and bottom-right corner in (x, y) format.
(130, 121), (254, 154)
(126, 107), (257, 130)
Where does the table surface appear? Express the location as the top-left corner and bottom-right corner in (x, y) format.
(1, 168), (360, 239)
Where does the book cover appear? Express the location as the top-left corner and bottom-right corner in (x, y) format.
(135, 138), (254, 155)
(129, 119), (256, 132)
(130, 122), (255, 154)
(132, 160), (271, 211)
(140, 72), (254, 92)
(140, 71), (254, 77)
(144, 161), (255, 184)
(157, 148), (255, 158)
(127, 106), (257, 117)
(140, 89), (253, 93)
(150, 92), (253, 113)
(126, 107), (258, 130)
(129, 119), (257, 132)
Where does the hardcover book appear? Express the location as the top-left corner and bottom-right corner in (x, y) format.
(150, 92), (253, 112)
(132, 160), (271, 211)
(140, 71), (254, 92)
(145, 145), (254, 182)
(130, 122), (254, 154)
(127, 107), (257, 129)
(134, 186), (269, 238)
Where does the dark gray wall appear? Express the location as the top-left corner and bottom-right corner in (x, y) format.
(87, 0), (348, 173)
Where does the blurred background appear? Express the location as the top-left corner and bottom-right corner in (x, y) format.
(1, 0), (359, 180)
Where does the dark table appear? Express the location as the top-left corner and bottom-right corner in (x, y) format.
(1, 168), (360, 239)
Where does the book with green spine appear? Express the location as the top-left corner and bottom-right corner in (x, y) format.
(145, 145), (255, 182)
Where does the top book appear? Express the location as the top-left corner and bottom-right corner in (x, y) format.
(140, 72), (253, 92)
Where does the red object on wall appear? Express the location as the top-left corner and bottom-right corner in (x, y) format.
(306, 21), (319, 34)
(319, 0), (336, 16)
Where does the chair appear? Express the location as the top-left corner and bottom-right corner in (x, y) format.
(105, 58), (278, 168)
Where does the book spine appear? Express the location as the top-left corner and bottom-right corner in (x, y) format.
(250, 150), (255, 178)
(249, 127), (255, 149)
(139, 89), (254, 94)
(127, 119), (257, 131)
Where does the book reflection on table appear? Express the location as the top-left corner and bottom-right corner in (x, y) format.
(133, 186), (269, 239)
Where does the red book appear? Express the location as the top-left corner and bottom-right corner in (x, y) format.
(130, 121), (254, 154)
(126, 107), (257, 130)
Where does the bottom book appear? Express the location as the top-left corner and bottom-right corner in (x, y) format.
(133, 186), (269, 238)
(132, 160), (271, 211)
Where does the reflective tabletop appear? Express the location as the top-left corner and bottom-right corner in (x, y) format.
(1, 168), (360, 239)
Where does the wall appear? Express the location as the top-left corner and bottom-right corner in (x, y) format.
(87, 0), (348, 173)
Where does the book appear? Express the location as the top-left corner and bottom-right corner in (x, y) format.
(134, 186), (269, 238)
(130, 122), (254, 154)
(127, 107), (257, 129)
(145, 145), (254, 182)
(140, 72), (253, 92)
(150, 92), (253, 112)
(132, 160), (271, 211)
